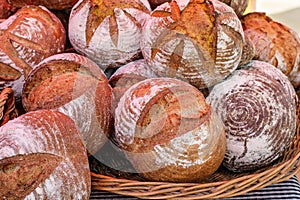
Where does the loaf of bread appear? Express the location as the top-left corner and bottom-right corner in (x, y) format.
(7, 0), (79, 10)
(241, 12), (300, 88)
(68, 0), (151, 70)
(207, 60), (297, 172)
(114, 77), (226, 182)
(22, 53), (114, 155)
(109, 59), (158, 107)
(0, 109), (90, 199)
(0, 5), (66, 106)
(141, 0), (244, 89)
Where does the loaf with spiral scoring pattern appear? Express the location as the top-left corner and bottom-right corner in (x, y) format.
(207, 60), (298, 172)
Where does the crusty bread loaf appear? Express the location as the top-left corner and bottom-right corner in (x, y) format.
(241, 12), (300, 88)
(0, 109), (91, 199)
(68, 0), (151, 70)
(7, 0), (79, 10)
(207, 60), (297, 172)
(141, 0), (244, 89)
(114, 77), (226, 182)
(22, 53), (114, 155)
(109, 59), (157, 107)
(0, 5), (66, 105)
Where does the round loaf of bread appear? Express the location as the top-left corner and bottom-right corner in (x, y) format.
(68, 0), (151, 70)
(0, 5), (66, 105)
(0, 109), (90, 199)
(114, 77), (226, 182)
(241, 12), (300, 88)
(22, 53), (114, 155)
(141, 0), (244, 89)
(206, 60), (297, 172)
(109, 59), (158, 107)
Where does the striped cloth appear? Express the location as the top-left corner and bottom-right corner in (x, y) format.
(90, 176), (300, 199)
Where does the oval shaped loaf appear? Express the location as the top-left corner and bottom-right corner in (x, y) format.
(0, 5), (66, 105)
(68, 0), (151, 70)
(241, 12), (300, 88)
(0, 109), (91, 199)
(109, 59), (158, 107)
(207, 60), (298, 172)
(141, 0), (244, 89)
(114, 77), (226, 182)
(22, 53), (114, 155)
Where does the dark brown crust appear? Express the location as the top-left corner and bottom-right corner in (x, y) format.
(7, 0), (78, 10)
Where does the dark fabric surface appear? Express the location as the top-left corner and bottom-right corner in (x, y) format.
(90, 176), (300, 199)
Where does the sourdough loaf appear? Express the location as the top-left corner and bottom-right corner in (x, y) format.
(0, 5), (66, 105)
(22, 53), (114, 155)
(207, 60), (297, 172)
(114, 77), (226, 182)
(141, 0), (244, 89)
(68, 0), (151, 70)
(0, 109), (91, 199)
(241, 12), (300, 88)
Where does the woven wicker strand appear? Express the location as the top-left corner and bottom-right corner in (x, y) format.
(91, 104), (300, 199)
(0, 88), (18, 126)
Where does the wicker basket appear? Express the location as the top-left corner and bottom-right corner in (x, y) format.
(0, 88), (18, 126)
(91, 104), (300, 199)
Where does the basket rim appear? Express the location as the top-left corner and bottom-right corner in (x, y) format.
(91, 151), (300, 199)
(91, 126), (300, 199)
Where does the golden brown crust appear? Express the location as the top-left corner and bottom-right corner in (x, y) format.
(241, 12), (300, 87)
(114, 78), (226, 182)
(22, 53), (114, 154)
(0, 109), (91, 199)
(0, 5), (66, 104)
(141, 0), (244, 89)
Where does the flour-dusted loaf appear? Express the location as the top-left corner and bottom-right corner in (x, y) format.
(68, 0), (151, 70)
(241, 12), (300, 88)
(0, 5), (66, 105)
(0, 109), (91, 199)
(109, 59), (158, 107)
(114, 77), (226, 182)
(141, 0), (244, 89)
(22, 53), (114, 155)
(207, 60), (298, 172)
(7, 0), (79, 10)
